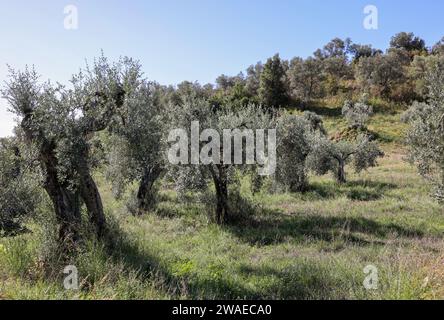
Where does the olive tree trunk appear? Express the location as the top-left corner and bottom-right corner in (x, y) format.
(136, 165), (162, 213)
(336, 158), (347, 184)
(211, 165), (229, 224)
(39, 140), (81, 245)
(79, 167), (107, 238)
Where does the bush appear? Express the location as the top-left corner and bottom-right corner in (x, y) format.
(342, 100), (373, 129)
(0, 138), (41, 237)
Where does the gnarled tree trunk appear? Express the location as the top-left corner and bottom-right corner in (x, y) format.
(336, 158), (347, 184)
(23, 114), (107, 244)
(211, 165), (229, 224)
(137, 165), (162, 214)
(79, 165), (107, 238)
(39, 139), (81, 245)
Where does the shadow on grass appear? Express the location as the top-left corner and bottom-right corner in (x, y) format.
(96, 180), (415, 299)
(371, 103), (405, 115)
(0, 221), (30, 238)
(226, 212), (423, 247)
(305, 180), (397, 201)
(236, 263), (354, 299)
(302, 104), (342, 117)
(103, 224), (262, 299)
(102, 223), (360, 299)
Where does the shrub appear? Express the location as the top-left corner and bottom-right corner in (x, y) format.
(0, 138), (41, 237)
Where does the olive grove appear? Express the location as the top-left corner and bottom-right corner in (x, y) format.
(2, 30), (443, 250)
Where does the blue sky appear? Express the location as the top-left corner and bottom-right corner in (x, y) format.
(1, 0), (443, 136)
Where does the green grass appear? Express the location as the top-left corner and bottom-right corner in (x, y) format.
(1, 103), (444, 300)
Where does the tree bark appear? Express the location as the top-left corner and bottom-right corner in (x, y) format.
(211, 165), (229, 224)
(40, 141), (81, 245)
(336, 159), (347, 184)
(79, 167), (107, 238)
(137, 165), (162, 214)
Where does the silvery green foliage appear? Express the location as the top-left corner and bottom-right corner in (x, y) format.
(408, 55), (444, 98)
(307, 134), (383, 183)
(353, 138), (385, 173)
(0, 138), (41, 236)
(166, 95), (216, 197)
(405, 62), (444, 201)
(2, 55), (141, 239)
(273, 111), (330, 192)
(306, 136), (339, 177)
(165, 95), (220, 198)
(342, 100), (373, 129)
(167, 93), (274, 222)
(275, 113), (312, 192)
(3, 55), (135, 189)
(106, 79), (167, 202)
(302, 111), (327, 135)
(401, 101), (431, 124)
(168, 97), (274, 186)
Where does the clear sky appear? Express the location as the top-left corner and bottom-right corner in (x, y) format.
(1, 0), (443, 137)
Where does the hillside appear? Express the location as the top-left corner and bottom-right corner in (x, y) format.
(1, 104), (443, 300)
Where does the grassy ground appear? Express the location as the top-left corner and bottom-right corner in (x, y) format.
(1, 107), (444, 300)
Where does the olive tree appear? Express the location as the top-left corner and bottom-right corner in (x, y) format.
(404, 62), (444, 201)
(2, 56), (139, 243)
(342, 100), (373, 129)
(307, 134), (384, 184)
(409, 55), (444, 99)
(106, 78), (168, 214)
(274, 111), (326, 192)
(302, 111), (327, 135)
(167, 95), (275, 224)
